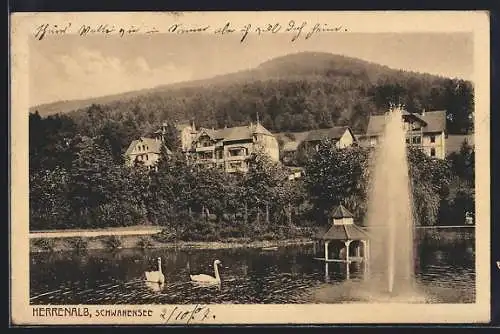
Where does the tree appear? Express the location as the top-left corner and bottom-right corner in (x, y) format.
(407, 147), (452, 225)
(304, 140), (369, 224)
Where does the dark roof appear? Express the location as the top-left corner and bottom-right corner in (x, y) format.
(330, 204), (354, 219)
(366, 110), (446, 136)
(320, 224), (370, 240)
(304, 126), (352, 142)
(196, 123), (275, 142)
(420, 110), (447, 133)
(125, 137), (171, 156)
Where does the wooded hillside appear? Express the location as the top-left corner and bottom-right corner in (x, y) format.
(31, 52), (474, 143)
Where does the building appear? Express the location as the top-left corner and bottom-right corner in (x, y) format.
(124, 137), (171, 169)
(151, 121), (198, 153)
(302, 126), (357, 150)
(175, 122), (198, 152)
(279, 126), (357, 166)
(189, 121), (280, 173)
(361, 109), (447, 159)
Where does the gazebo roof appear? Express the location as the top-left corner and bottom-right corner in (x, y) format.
(330, 204), (354, 219)
(319, 224), (370, 241)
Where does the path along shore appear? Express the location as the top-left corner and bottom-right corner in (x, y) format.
(29, 226), (314, 253)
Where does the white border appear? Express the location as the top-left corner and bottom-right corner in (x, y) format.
(10, 11), (491, 325)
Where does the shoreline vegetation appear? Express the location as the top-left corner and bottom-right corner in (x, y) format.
(29, 54), (475, 237)
(29, 225), (474, 253)
(29, 234), (315, 253)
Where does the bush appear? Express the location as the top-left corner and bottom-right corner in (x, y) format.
(103, 235), (122, 250)
(136, 236), (153, 249)
(32, 238), (57, 252)
(179, 216), (219, 241)
(66, 237), (88, 252)
(151, 229), (177, 243)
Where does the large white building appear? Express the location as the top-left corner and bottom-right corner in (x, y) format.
(360, 109), (447, 159)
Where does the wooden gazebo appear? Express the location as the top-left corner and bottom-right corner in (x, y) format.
(313, 204), (371, 278)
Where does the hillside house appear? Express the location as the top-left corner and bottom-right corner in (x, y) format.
(279, 126), (357, 166)
(124, 137), (171, 169)
(189, 121), (280, 173)
(360, 109), (447, 159)
(302, 126), (357, 150)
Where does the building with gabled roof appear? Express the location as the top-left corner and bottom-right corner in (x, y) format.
(360, 109), (447, 159)
(302, 126), (357, 150)
(189, 120), (279, 173)
(124, 137), (172, 169)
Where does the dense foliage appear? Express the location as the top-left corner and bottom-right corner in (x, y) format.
(29, 111), (475, 237)
(29, 53), (475, 237)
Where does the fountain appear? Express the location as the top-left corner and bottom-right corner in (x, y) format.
(363, 105), (418, 299)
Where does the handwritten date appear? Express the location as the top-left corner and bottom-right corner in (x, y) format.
(160, 304), (214, 324)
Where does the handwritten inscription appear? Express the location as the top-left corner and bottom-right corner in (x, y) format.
(160, 304), (214, 324)
(34, 23), (72, 41)
(33, 20), (347, 42)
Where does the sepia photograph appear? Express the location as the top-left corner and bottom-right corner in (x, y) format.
(10, 11), (490, 325)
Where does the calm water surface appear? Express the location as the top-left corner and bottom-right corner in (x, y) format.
(30, 237), (475, 304)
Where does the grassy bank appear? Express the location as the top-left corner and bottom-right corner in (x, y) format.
(30, 234), (314, 253)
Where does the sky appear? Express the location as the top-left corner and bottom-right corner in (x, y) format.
(29, 32), (473, 107)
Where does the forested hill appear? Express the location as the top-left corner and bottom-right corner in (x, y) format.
(30, 52), (474, 138)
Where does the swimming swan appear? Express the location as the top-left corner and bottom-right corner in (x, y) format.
(190, 259), (222, 284)
(145, 257), (165, 284)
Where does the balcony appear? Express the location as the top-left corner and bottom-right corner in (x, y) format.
(196, 145), (215, 152)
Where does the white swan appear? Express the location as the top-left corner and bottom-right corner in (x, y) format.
(145, 257), (165, 284)
(190, 259), (222, 285)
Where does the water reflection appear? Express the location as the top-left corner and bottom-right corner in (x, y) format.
(30, 237), (475, 305)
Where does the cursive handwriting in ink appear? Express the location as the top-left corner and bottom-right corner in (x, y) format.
(118, 25), (141, 37)
(255, 23), (282, 36)
(160, 304), (213, 324)
(168, 24), (210, 34)
(214, 22), (235, 35)
(239, 23), (281, 43)
(34, 23), (71, 41)
(305, 23), (347, 40)
(286, 20), (307, 42)
(240, 24), (252, 43)
(78, 24), (116, 37)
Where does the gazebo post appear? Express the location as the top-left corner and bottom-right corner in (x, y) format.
(344, 240), (352, 279)
(324, 241), (330, 261)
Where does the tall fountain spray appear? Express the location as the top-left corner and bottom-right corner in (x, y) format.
(365, 106), (415, 296)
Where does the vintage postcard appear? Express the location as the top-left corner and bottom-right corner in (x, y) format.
(10, 11), (490, 325)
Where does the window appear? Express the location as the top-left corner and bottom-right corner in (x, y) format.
(412, 136), (421, 144)
(405, 137), (410, 144)
(146, 155), (149, 161)
(430, 135), (436, 143)
(430, 148), (436, 157)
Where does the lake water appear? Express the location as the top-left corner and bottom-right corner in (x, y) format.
(30, 235), (475, 304)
